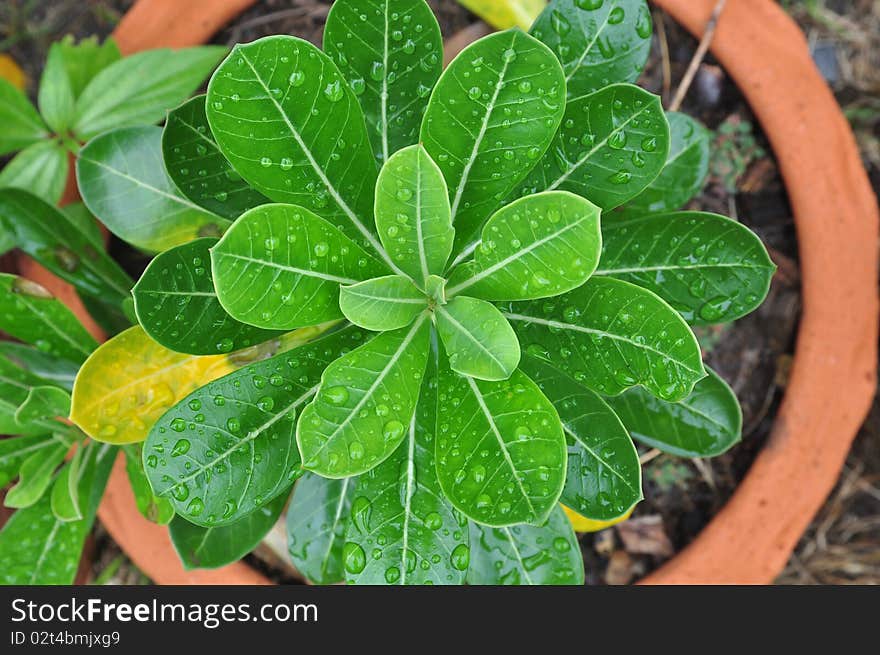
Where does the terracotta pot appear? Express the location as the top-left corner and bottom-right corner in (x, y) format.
(20, 0), (878, 584)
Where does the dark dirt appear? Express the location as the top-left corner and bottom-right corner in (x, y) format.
(1, 0), (876, 585)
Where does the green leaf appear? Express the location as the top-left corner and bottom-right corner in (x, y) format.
(436, 296), (520, 381)
(324, 0), (443, 164)
(123, 444), (174, 525)
(38, 42), (76, 133)
(50, 444), (86, 522)
(72, 46), (226, 140)
(342, 369), (468, 585)
(521, 355), (641, 521)
(77, 126), (229, 252)
(0, 78), (47, 156)
(421, 29), (566, 253)
(206, 36), (390, 266)
(0, 356), (58, 437)
(620, 112), (712, 215)
(374, 145), (453, 286)
(467, 504), (583, 585)
(298, 315), (431, 478)
(0, 343), (79, 391)
(61, 202), (103, 249)
(287, 473), (357, 584)
(502, 277), (706, 401)
(339, 275), (427, 331)
(435, 358), (566, 526)
(607, 367), (742, 457)
(0, 188), (133, 303)
(15, 386), (71, 425)
(162, 95), (269, 220)
(467, 505), (584, 585)
(595, 211), (776, 325)
(57, 35), (122, 99)
(0, 140), (68, 204)
(0, 434), (57, 488)
(446, 191), (601, 300)
(5, 439), (68, 508)
(212, 203), (387, 330)
(133, 237), (284, 355)
(144, 327), (364, 526)
(0, 442), (115, 584)
(171, 492), (287, 570)
(531, 0), (653, 100)
(0, 274), (98, 363)
(77, 293), (132, 338)
(515, 83), (669, 211)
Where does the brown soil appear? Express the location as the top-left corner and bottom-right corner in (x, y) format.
(1, 0), (876, 585)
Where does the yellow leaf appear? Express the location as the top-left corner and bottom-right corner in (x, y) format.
(70, 324), (332, 445)
(456, 0), (546, 30)
(0, 53), (26, 90)
(562, 504), (636, 533)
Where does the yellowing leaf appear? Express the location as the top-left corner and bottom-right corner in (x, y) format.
(456, 0), (546, 30)
(562, 504), (635, 533)
(70, 326), (235, 445)
(0, 54), (26, 91)
(70, 325), (331, 445)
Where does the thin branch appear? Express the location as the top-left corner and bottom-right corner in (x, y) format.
(669, 0), (728, 112)
(654, 9), (672, 104)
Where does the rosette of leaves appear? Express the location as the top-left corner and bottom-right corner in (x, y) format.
(67, 0), (775, 585)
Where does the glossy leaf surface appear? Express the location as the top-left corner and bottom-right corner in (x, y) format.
(212, 203), (386, 330)
(0, 274), (97, 364)
(0, 78), (47, 156)
(515, 83), (669, 211)
(72, 46), (226, 140)
(0, 141), (68, 204)
(287, 473), (357, 585)
(57, 35), (121, 99)
(162, 95), (269, 219)
(0, 443), (115, 584)
(467, 504), (583, 585)
(144, 328), (363, 526)
(343, 371), (467, 584)
(77, 126), (228, 252)
(298, 316), (430, 478)
(607, 367), (742, 457)
(123, 444), (174, 525)
(71, 326), (234, 445)
(446, 191), (601, 301)
(522, 355), (641, 521)
(436, 296), (520, 381)
(621, 111), (712, 215)
(374, 144), (453, 286)
(50, 446), (85, 522)
(5, 440), (67, 508)
(0, 434), (56, 488)
(324, 0), (443, 164)
(339, 275), (427, 331)
(170, 492), (287, 569)
(435, 361), (566, 526)
(15, 386), (71, 425)
(502, 277), (706, 401)
(0, 189), (133, 303)
(207, 36), (388, 262)
(0, 343), (78, 391)
(596, 211), (776, 325)
(421, 29), (566, 252)
(133, 237), (283, 355)
(531, 0), (653, 100)
(38, 42), (76, 133)
(0, 356), (57, 437)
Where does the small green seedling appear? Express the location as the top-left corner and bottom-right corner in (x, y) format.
(0, 0), (775, 586)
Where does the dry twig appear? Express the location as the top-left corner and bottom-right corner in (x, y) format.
(669, 0), (728, 112)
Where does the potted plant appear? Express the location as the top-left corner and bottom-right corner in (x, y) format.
(1, 0), (875, 585)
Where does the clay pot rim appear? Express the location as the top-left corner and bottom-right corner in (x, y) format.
(19, 0), (877, 585)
